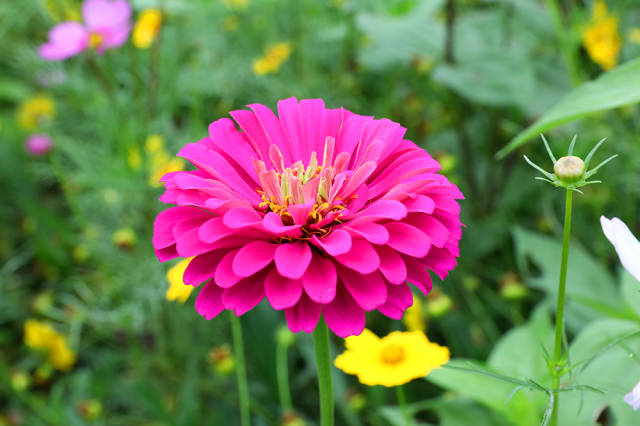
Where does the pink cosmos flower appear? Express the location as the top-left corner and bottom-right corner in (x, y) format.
(153, 98), (463, 337)
(25, 134), (53, 156)
(39, 0), (131, 61)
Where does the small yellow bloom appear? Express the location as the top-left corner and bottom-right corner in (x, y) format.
(128, 147), (142, 170)
(166, 257), (195, 303)
(629, 28), (640, 44)
(221, 0), (249, 11)
(334, 329), (449, 387)
(23, 319), (76, 371)
(582, 1), (621, 70)
(252, 42), (292, 76)
(48, 335), (77, 371)
(403, 295), (426, 332)
(149, 157), (185, 187)
(145, 134), (164, 154)
(112, 227), (137, 249)
(17, 95), (54, 130)
(133, 9), (162, 49)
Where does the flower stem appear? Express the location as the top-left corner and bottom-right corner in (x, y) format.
(276, 334), (293, 414)
(544, 0), (582, 86)
(550, 189), (573, 425)
(396, 385), (414, 426)
(229, 312), (250, 426)
(312, 319), (334, 426)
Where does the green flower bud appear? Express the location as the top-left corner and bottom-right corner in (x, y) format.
(553, 156), (585, 183)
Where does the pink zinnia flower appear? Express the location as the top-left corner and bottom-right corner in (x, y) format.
(25, 134), (53, 156)
(153, 98), (463, 337)
(39, 0), (131, 61)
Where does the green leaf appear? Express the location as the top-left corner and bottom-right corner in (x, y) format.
(425, 305), (553, 426)
(498, 57), (640, 158)
(559, 318), (640, 425)
(512, 227), (629, 331)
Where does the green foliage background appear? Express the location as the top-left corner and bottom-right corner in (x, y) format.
(1, 0), (640, 424)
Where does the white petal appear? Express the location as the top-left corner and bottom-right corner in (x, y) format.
(601, 216), (640, 283)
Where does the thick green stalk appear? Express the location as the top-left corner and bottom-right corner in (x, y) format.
(276, 335), (293, 414)
(550, 190), (573, 425)
(396, 386), (414, 426)
(313, 320), (334, 426)
(229, 312), (250, 426)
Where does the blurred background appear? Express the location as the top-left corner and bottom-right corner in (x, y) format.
(1, 0), (640, 425)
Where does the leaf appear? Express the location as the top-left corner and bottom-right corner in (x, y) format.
(425, 305), (553, 426)
(430, 398), (512, 426)
(558, 318), (640, 425)
(512, 227), (629, 332)
(356, 0), (445, 70)
(498, 57), (640, 158)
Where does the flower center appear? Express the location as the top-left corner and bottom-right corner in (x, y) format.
(89, 33), (103, 49)
(254, 136), (353, 228)
(380, 343), (405, 365)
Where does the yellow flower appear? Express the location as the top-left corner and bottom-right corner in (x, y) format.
(166, 257), (195, 303)
(127, 147), (142, 170)
(149, 157), (185, 187)
(252, 42), (292, 76)
(17, 95), (54, 130)
(144, 135), (185, 187)
(145, 134), (164, 154)
(629, 28), (640, 44)
(221, 0), (249, 11)
(334, 329), (449, 387)
(403, 294), (426, 332)
(23, 319), (76, 371)
(133, 9), (162, 49)
(48, 335), (77, 371)
(582, 1), (621, 70)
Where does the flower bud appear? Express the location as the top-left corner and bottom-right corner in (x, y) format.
(553, 156), (585, 183)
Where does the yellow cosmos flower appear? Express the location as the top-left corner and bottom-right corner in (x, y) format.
(221, 0), (249, 11)
(23, 319), (76, 371)
(403, 295), (425, 332)
(334, 329), (449, 387)
(166, 257), (195, 303)
(17, 95), (55, 130)
(582, 1), (621, 70)
(252, 42), (292, 76)
(133, 9), (162, 49)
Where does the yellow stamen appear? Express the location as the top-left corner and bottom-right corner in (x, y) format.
(89, 33), (103, 49)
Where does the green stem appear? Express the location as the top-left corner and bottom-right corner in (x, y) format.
(276, 335), (293, 414)
(312, 319), (334, 426)
(396, 386), (413, 426)
(550, 189), (573, 425)
(229, 312), (250, 426)
(544, 0), (581, 86)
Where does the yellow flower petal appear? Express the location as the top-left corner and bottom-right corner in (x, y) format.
(133, 9), (162, 49)
(334, 328), (450, 387)
(166, 257), (195, 303)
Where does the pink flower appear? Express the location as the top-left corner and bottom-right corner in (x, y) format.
(153, 98), (463, 337)
(25, 134), (53, 156)
(39, 0), (131, 61)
